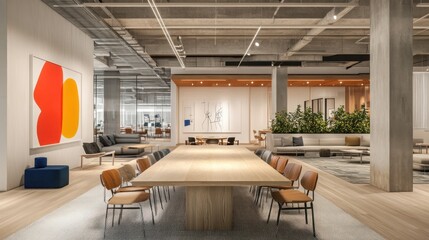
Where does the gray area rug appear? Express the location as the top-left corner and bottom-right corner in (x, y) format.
(294, 155), (429, 184)
(7, 186), (381, 240)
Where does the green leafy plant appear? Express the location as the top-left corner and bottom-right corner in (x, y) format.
(271, 105), (369, 134)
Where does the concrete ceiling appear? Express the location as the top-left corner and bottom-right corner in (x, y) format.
(44, 0), (429, 76)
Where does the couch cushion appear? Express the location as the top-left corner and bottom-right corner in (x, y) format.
(345, 136), (361, 146)
(114, 134), (141, 144)
(281, 137), (293, 146)
(413, 154), (429, 164)
(303, 138), (319, 146)
(319, 138), (344, 146)
(361, 135), (370, 146)
(292, 136), (304, 146)
(273, 138), (282, 147)
(99, 135), (113, 146)
(106, 134), (116, 144)
(83, 142), (101, 154)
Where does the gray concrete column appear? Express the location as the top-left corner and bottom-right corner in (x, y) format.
(271, 67), (288, 116)
(103, 78), (121, 135)
(370, 0), (413, 192)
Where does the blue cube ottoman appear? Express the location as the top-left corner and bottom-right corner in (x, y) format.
(24, 165), (69, 188)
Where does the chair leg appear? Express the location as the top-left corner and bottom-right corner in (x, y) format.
(149, 196), (155, 225)
(112, 205), (116, 227)
(276, 202), (282, 237)
(118, 204), (124, 225)
(167, 186), (171, 200)
(151, 189), (157, 216)
(157, 187), (164, 210)
(163, 187), (168, 202)
(138, 203), (146, 238)
(311, 202), (316, 237)
(173, 186), (176, 192)
(104, 205), (109, 239)
(304, 202), (308, 224)
(267, 197), (274, 223)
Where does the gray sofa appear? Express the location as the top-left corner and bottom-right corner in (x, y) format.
(98, 134), (145, 156)
(266, 133), (370, 155)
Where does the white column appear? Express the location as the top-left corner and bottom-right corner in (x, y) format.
(370, 0), (413, 192)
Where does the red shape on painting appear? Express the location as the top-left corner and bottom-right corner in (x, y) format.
(34, 62), (63, 146)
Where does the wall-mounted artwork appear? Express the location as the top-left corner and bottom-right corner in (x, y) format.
(31, 56), (82, 148)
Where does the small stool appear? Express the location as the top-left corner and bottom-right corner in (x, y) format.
(319, 149), (331, 157)
(24, 165), (69, 188)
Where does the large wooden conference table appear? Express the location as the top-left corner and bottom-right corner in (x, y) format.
(131, 145), (290, 230)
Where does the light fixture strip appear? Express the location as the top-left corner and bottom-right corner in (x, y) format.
(237, 26), (261, 68)
(147, 0), (185, 68)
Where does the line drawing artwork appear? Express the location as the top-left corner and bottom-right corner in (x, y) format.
(201, 101), (223, 132)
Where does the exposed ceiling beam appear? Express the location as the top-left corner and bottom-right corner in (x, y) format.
(56, 2), (360, 8)
(286, 0), (358, 57)
(122, 25), (429, 30)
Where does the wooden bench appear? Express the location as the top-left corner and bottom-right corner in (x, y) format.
(80, 151), (115, 168)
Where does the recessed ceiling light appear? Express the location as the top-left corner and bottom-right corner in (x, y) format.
(228, 83), (231, 86)
(426, 68), (429, 72)
(247, 53), (251, 56)
(191, 83), (194, 86)
(251, 81), (254, 84)
(361, 83), (364, 86)
(290, 84), (292, 86)
(200, 81), (203, 84)
(340, 81), (343, 84)
(246, 84), (249, 86)
(261, 83), (264, 86)
(216, 83), (218, 86)
(333, 15), (337, 20)
(306, 81), (309, 84)
(255, 42), (260, 47)
(319, 84), (322, 86)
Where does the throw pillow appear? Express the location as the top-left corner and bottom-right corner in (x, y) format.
(345, 136), (360, 146)
(281, 137), (293, 146)
(107, 134), (116, 144)
(99, 135), (113, 146)
(292, 136), (304, 146)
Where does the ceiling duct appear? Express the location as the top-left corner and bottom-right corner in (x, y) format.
(42, 0), (170, 88)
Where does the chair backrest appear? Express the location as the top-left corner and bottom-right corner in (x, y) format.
(206, 139), (219, 144)
(100, 169), (122, 190)
(275, 158), (289, 174)
(301, 171), (319, 194)
(260, 150), (272, 162)
(118, 164), (136, 183)
(227, 137), (235, 145)
(269, 156), (280, 168)
(286, 163), (302, 184)
(160, 149), (170, 156)
(147, 153), (157, 165)
(136, 157), (151, 173)
(188, 137), (196, 144)
(254, 149), (265, 157)
(82, 142), (101, 154)
(153, 151), (163, 161)
(125, 127), (132, 134)
(165, 128), (171, 134)
(155, 128), (162, 134)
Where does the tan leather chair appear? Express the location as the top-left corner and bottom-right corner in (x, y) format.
(136, 157), (165, 211)
(256, 157), (289, 206)
(268, 171), (319, 237)
(269, 156), (280, 169)
(275, 158), (289, 175)
(100, 169), (154, 238)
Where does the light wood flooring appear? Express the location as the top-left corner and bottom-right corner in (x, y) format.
(1, 152), (429, 239)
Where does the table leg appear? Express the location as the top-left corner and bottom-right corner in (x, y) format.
(360, 153), (363, 164)
(186, 186), (233, 230)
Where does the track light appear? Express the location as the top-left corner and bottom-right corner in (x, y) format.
(333, 14), (337, 20)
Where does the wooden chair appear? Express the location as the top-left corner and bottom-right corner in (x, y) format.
(269, 156), (280, 169)
(275, 158), (289, 175)
(136, 157), (166, 211)
(125, 127), (133, 134)
(100, 169), (154, 238)
(253, 130), (265, 146)
(185, 137), (197, 145)
(256, 157), (289, 206)
(164, 128), (171, 137)
(268, 171), (319, 237)
(155, 127), (163, 138)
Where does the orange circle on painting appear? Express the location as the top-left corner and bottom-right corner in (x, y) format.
(62, 78), (80, 138)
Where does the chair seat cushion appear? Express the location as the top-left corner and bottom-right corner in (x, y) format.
(108, 191), (150, 205)
(272, 189), (312, 204)
(117, 186), (151, 192)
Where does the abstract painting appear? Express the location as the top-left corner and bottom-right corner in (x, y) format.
(31, 56), (81, 148)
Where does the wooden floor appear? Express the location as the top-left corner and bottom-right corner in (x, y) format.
(289, 157), (429, 240)
(1, 152), (429, 239)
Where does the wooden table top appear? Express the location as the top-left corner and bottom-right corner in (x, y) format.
(131, 145), (290, 187)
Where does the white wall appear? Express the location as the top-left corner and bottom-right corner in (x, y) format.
(2, 0), (93, 190)
(0, 0), (7, 191)
(177, 87), (270, 144)
(287, 87), (346, 112)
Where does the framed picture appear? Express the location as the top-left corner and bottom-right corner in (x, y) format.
(31, 56), (82, 148)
